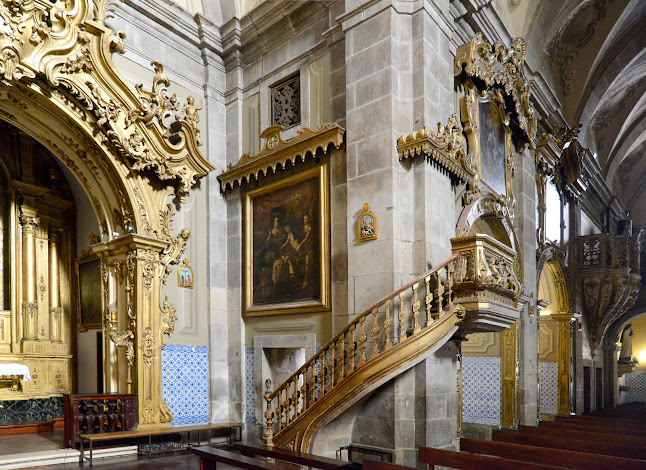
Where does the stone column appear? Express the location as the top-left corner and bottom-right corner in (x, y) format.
(567, 197), (583, 413)
(602, 341), (618, 408)
(551, 313), (572, 415)
(49, 228), (63, 342)
(20, 212), (39, 340)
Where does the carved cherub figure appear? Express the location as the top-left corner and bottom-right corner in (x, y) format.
(182, 96), (203, 130)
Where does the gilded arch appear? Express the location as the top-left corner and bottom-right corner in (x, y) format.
(0, 0), (214, 427)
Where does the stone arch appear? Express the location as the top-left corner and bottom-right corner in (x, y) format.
(0, 0), (213, 427)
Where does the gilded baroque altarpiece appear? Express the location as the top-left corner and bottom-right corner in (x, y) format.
(0, 0), (213, 427)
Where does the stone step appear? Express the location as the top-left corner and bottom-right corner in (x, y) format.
(0, 445), (137, 469)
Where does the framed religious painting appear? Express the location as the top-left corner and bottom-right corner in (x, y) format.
(244, 164), (330, 316)
(75, 254), (103, 331)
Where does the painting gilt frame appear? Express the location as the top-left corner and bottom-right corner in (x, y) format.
(245, 164), (330, 316)
(75, 254), (103, 331)
(460, 83), (516, 212)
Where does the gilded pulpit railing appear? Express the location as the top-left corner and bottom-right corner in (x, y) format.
(580, 232), (642, 355)
(451, 234), (522, 333)
(262, 255), (465, 451)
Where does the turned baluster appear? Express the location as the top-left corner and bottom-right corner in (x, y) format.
(358, 316), (367, 366)
(262, 379), (274, 446)
(384, 299), (393, 350)
(329, 342), (336, 389)
(337, 338), (345, 381)
(424, 275), (433, 327)
(317, 352), (325, 396)
(370, 307), (380, 359)
(300, 373), (307, 414)
(412, 282), (421, 335)
(436, 268), (445, 318)
(347, 325), (356, 371)
(284, 384), (292, 425)
(446, 261), (454, 311)
(398, 291), (407, 341)
(292, 378), (300, 418)
(308, 363), (316, 402)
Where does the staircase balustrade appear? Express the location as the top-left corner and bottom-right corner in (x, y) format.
(262, 254), (461, 447)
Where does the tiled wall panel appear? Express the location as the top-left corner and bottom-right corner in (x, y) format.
(462, 356), (501, 426)
(620, 371), (646, 404)
(162, 344), (209, 425)
(539, 361), (558, 415)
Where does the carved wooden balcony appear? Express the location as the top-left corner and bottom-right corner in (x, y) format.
(450, 234), (522, 333)
(579, 232), (642, 355)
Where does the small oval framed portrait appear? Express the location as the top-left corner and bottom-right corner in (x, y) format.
(358, 203), (377, 242)
(178, 259), (194, 289)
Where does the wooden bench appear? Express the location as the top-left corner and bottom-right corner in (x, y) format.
(192, 446), (280, 470)
(80, 421), (241, 466)
(362, 461), (411, 470)
(556, 415), (646, 429)
(460, 438), (646, 470)
(417, 447), (565, 469)
(539, 420), (646, 436)
(518, 424), (646, 447)
(492, 431), (646, 460)
(233, 441), (353, 469)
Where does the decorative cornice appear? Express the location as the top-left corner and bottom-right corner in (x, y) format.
(397, 113), (474, 185)
(454, 33), (537, 146)
(218, 123), (345, 191)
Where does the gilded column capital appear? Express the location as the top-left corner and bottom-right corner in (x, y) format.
(19, 215), (40, 233)
(49, 226), (64, 243)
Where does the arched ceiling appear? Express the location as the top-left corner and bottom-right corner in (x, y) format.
(524, 0), (646, 224)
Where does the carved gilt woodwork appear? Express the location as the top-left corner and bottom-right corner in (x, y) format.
(0, 1), (211, 425)
(451, 234), (522, 333)
(218, 123), (345, 191)
(500, 322), (518, 427)
(454, 33), (536, 145)
(396, 113), (474, 184)
(579, 232), (642, 356)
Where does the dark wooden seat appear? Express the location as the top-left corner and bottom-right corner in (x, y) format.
(80, 422), (241, 466)
(518, 425), (646, 447)
(460, 438), (646, 470)
(233, 441), (352, 469)
(492, 430), (646, 460)
(539, 420), (646, 436)
(192, 446), (281, 470)
(556, 415), (646, 429)
(417, 447), (565, 469)
(362, 461), (412, 470)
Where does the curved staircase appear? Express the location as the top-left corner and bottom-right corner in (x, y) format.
(261, 254), (466, 452)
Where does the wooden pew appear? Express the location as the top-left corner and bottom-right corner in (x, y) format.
(233, 441), (353, 469)
(192, 446), (280, 470)
(539, 420), (646, 436)
(460, 438), (646, 470)
(556, 415), (646, 429)
(518, 425), (646, 447)
(362, 461), (412, 470)
(492, 431), (646, 460)
(417, 447), (565, 469)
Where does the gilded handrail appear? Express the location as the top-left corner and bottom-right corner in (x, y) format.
(262, 253), (459, 446)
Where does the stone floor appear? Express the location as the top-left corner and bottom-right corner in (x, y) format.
(0, 430), (63, 456)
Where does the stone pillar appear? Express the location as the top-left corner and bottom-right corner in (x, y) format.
(20, 212), (39, 340)
(341, 1), (416, 316)
(551, 313), (572, 415)
(602, 341), (617, 408)
(48, 228), (63, 342)
(567, 198), (583, 413)
(515, 146), (539, 425)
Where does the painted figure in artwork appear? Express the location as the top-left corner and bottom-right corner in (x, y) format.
(253, 176), (320, 306)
